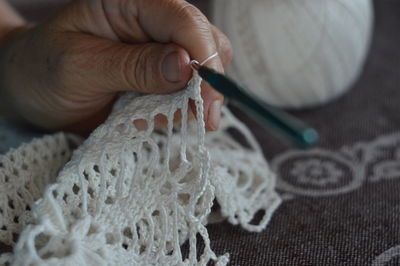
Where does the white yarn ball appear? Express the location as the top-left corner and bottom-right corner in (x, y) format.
(212, 0), (373, 108)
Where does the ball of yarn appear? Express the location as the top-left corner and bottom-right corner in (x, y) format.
(212, 0), (373, 109)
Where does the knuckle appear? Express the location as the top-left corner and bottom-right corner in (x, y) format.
(176, 3), (209, 28)
(212, 27), (233, 66)
(123, 47), (146, 92)
(124, 45), (158, 93)
(221, 35), (233, 65)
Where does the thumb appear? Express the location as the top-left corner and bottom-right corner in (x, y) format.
(120, 43), (193, 94)
(63, 34), (193, 94)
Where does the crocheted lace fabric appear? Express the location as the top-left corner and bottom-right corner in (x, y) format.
(0, 73), (280, 265)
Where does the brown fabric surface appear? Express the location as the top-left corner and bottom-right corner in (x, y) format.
(206, 1), (400, 265)
(1, 0), (400, 265)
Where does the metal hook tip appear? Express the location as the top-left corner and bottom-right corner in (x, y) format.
(190, 60), (200, 71)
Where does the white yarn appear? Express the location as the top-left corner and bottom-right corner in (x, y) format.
(213, 0), (373, 108)
(0, 134), (75, 248)
(0, 73), (280, 265)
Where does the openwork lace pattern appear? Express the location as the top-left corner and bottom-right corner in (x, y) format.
(0, 74), (280, 265)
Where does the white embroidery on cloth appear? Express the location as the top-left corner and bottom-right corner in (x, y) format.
(372, 245), (400, 266)
(0, 74), (280, 265)
(271, 132), (400, 198)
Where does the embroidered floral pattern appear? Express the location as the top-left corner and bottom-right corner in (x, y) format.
(271, 133), (400, 197)
(290, 159), (344, 186)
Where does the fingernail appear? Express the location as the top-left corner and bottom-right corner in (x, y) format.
(162, 51), (181, 82)
(209, 100), (222, 131)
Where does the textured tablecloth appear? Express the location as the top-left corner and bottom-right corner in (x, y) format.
(1, 0), (400, 265)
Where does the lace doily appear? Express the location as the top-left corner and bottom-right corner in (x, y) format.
(0, 74), (280, 265)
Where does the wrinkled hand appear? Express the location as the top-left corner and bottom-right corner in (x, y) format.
(0, 0), (232, 135)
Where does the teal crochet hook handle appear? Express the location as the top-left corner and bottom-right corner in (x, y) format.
(197, 66), (319, 148)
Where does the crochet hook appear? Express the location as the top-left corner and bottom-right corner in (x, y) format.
(194, 64), (319, 148)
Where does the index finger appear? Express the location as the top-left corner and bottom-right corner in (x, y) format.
(136, 0), (224, 72)
(135, 0), (225, 130)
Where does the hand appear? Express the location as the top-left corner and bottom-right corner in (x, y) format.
(0, 0), (232, 135)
